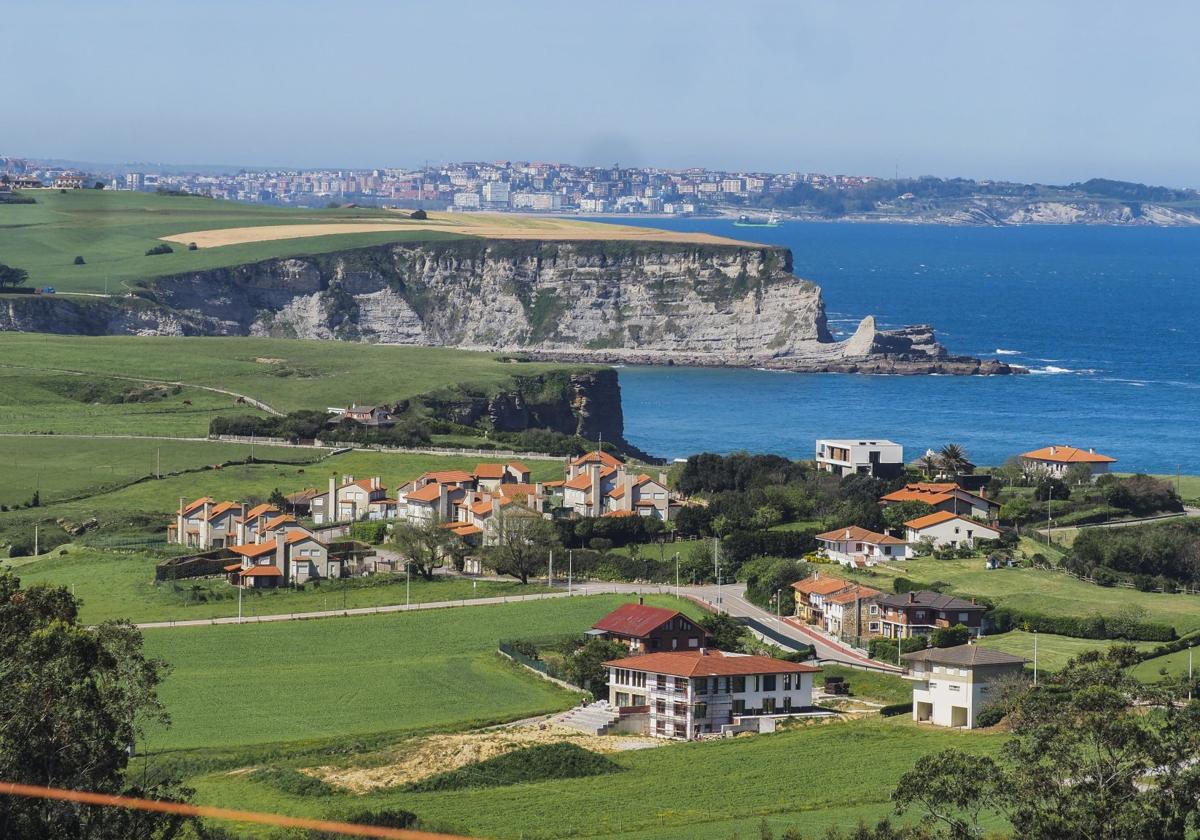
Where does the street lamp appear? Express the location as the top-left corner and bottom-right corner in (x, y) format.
(775, 588), (782, 619)
(674, 552), (680, 597)
(406, 560), (411, 607)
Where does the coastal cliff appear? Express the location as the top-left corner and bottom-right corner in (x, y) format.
(0, 239), (1017, 374)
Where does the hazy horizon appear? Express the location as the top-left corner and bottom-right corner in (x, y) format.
(7, 1), (1200, 187)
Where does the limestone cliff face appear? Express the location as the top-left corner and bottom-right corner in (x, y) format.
(0, 239), (1017, 374)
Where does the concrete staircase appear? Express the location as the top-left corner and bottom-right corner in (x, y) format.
(555, 702), (622, 735)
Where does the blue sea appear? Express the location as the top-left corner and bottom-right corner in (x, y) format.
(606, 219), (1200, 474)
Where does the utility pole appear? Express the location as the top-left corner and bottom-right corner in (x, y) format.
(548, 550), (553, 587)
(775, 588), (782, 619)
(568, 549), (573, 595)
(1046, 488), (1052, 545)
(406, 560), (411, 607)
(674, 552), (680, 597)
(33, 524), (38, 556)
(1033, 631), (1039, 686)
(237, 582), (243, 623)
(156, 447), (161, 479)
(1190, 644), (1194, 702)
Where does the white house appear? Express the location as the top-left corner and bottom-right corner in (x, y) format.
(1020, 445), (1116, 481)
(905, 511), (1001, 550)
(880, 483), (1000, 521)
(604, 649), (819, 739)
(814, 525), (908, 567)
(903, 644), (1026, 729)
(814, 439), (904, 478)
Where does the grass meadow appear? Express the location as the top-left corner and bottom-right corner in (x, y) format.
(974, 630), (1157, 673)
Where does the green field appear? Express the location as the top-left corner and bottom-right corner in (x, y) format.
(0, 436), (318, 508)
(846, 555), (1200, 635)
(0, 190), (469, 293)
(816, 664), (912, 704)
(0, 333), (582, 415)
(975, 630), (1157, 673)
(7, 546), (552, 624)
(185, 717), (1000, 840)
(142, 594), (691, 752)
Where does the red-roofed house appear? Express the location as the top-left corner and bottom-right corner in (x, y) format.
(879, 483), (999, 521)
(591, 600), (712, 653)
(791, 573), (855, 624)
(814, 525), (908, 567)
(311, 475), (393, 524)
(228, 528), (340, 587)
(604, 649), (820, 738)
(1020, 445), (1116, 481)
(905, 511), (1001, 550)
(563, 451), (675, 521)
(170, 498), (244, 548)
(472, 462), (533, 491)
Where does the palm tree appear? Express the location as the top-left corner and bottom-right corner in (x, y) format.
(938, 443), (970, 477)
(917, 452), (940, 479)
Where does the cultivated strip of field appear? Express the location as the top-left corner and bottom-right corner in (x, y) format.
(159, 211), (748, 248)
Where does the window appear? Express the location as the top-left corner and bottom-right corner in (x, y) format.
(959, 612), (969, 622)
(694, 702), (708, 719)
(695, 678), (709, 695)
(656, 699), (666, 714)
(732, 699), (746, 715)
(656, 675), (667, 690)
(673, 703), (687, 717)
(763, 674), (777, 691)
(762, 698), (776, 714)
(783, 674), (792, 690)
(783, 696), (793, 711)
(869, 622), (880, 632)
(869, 605), (879, 615)
(915, 610), (926, 619)
(732, 676), (746, 693)
(949, 684), (960, 692)
(688, 637), (699, 648)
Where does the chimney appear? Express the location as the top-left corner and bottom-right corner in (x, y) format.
(372, 475), (381, 490)
(623, 472), (634, 512)
(1049, 446), (1056, 455)
(438, 483), (449, 519)
(699, 646), (708, 656)
(328, 475), (337, 524)
(658, 471), (668, 486)
(908, 592), (915, 603)
(202, 499), (212, 547)
(589, 463), (601, 517)
(275, 528), (287, 579)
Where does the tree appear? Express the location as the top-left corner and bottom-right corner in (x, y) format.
(0, 263), (29, 289)
(73, 255), (86, 265)
(267, 487), (287, 508)
(92, 181), (105, 190)
(0, 572), (193, 839)
(562, 638), (626, 695)
(1034, 476), (1069, 502)
(937, 443), (971, 476)
(387, 517), (461, 580)
(917, 452), (940, 479)
(409, 208), (428, 219)
(891, 655), (1200, 840)
(929, 623), (970, 648)
(698, 610), (744, 650)
(883, 500), (936, 533)
(1064, 462), (1095, 487)
(484, 511), (559, 584)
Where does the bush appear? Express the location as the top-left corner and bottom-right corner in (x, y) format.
(248, 767), (334, 797)
(144, 243), (173, 256)
(931, 624), (971, 648)
(73, 255), (85, 265)
(404, 743), (618, 792)
(721, 529), (817, 568)
(869, 636), (928, 662)
(986, 606), (1175, 641)
(879, 702), (913, 717)
(349, 521), (388, 544)
(974, 704), (1006, 727)
(410, 209), (427, 220)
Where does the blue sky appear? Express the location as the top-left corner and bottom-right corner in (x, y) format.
(6, 1), (1199, 185)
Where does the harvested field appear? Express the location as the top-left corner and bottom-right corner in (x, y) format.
(305, 723), (662, 793)
(160, 211), (749, 248)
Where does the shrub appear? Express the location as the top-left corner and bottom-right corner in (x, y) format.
(349, 521), (388, 544)
(248, 767), (334, 797)
(404, 743), (619, 792)
(869, 636), (928, 662)
(144, 243), (173, 256)
(879, 702), (913, 717)
(986, 607), (1174, 642)
(73, 255), (85, 265)
(931, 624), (971, 648)
(974, 704), (1006, 727)
(188, 242), (198, 250)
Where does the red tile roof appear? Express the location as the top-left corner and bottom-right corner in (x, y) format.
(208, 501), (242, 520)
(564, 473), (593, 491)
(906, 510), (1001, 535)
(406, 483), (444, 503)
(571, 450), (623, 469)
(179, 496), (214, 516)
(420, 470), (475, 485)
(826, 585), (881, 605)
(240, 565), (283, 578)
(791, 575), (853, 595)
(815, 525), (906, 545)
(602, 509), (637, 518)
(506, 461), (531, 475)
(603, 649), (820, 678)
(1021, 445), (1116, 464)
(244, 503), (280, 522)
(473, 464), (505, 479)
(228, 542), (276, 558)
(592, 603), (687, 638)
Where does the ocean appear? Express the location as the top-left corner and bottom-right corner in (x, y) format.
(607, 219), (1200, 474)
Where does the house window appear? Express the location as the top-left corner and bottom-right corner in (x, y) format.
(915, 610), (926, 619)
(949, 684), (960, 692)
(763, 674), (777, 691)
(959, 612), (969, 622)
(694, 702), (708, 720)
(762, 698), (776, 714)
(655, 699), (666, 714)
(674, 703), (687, 717)
(869, 605), (879, 615)
(732, 699), (745, 715)
(869, 622), (880, 632)
(731, 676), (746, 693)
(656, 675), (667, 690)
(695, 678), (709, 695)
(783, 696), (793, 711)
(688, 637), (699, 648)
(783, 674), (792, 690)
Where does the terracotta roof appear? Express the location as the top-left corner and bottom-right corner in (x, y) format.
(593, 603), (690, 638)
(571, 450), (623, 468)
(564, 473), (593, 491)
(496, 483), (539, 500)
(882, 483), (999, 508)
(223, 562), (244, 572)
(1021, 445), (1116, 464)
(450, 523), (482, 536)
(473, 463), (506, 479)
(905, 511), (1001, 534)
(542, 480), (565, 488)
(287, 488), (319, 503)
(506, 461), (530, 475)
(602, 509), (638, 518)
(604, 649), (820, 678)
(903, 644), (1025, 667)
(470, 497), (513, 516)
(420, 470), (475, 485)
(262, 514), (300, 531)
(815, 525), (906, 545)
(208, 501), (241, 520)
(228, 542), (276, 558)
(826, 585), (881, 605)
(240, 565), (283, 578)
(243, 503), (280, 522)
(406, 483), (444, 503)
(792, 575), (853, 595)
(179, 496), (214, 515)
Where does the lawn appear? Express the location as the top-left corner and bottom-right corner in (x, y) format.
(0, 436), (317, 508)
(184, 717), (1003, 840)
(975, 630), (1157, 673)
(6, 546), (554, 624)
(816, 664), (912, 705)
(1129, 646), (1200, 682)
(0, 333), (586, 415)
(141, 594), (690, 753)
(844, 554), (1200, 635)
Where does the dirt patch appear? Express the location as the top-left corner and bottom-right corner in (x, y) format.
(159, 212), (750, 249)
(253, 357), (286, 365)
(303, 724), (662, 793)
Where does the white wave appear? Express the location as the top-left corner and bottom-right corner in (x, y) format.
(994, 348), (1022, 356)
(1027, 365), (1075, 375)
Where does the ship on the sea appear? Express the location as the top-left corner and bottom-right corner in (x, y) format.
(733, 210), (782, 228)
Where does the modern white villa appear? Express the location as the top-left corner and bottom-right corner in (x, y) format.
(814, 439), (904, 478)
(903, 644), (1026, 729)
(814, 525), (908, 567)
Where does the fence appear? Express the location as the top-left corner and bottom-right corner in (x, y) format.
(155, 550), (235, 582)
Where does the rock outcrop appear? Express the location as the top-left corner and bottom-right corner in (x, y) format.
(0, 239), (1020, 374)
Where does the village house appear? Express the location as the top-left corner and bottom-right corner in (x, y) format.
(589, 601), (712, 653)
(336, 404), (395, 428)
(814, 525), (908, 567)
(170, 498), (245, 549)
(880, 482), (1000, 521)
(235, 503), (281, 544)
(1020, 445), (1116, 481)
(822, 583), (883, 641)
(53, 174), (86, 189)
(791, 573), (856, 625)
(903, 644), (1026, 728)
(604, 649), (820, 739)
(472, 461), (532, 492)
(563, 451), (676, 521)
(226, 524), (339, 588)
(872, 591), (987, 639)
(814, 439), (904, 478)
(905, 510), (1002, 550)
(311, 475), (396, 524)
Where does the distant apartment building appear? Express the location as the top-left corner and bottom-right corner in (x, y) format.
(512, 192), (562, 211)
(579, 198), (608, 213)
(482, 181), (510, 205)
(814, 439), (904, 478)
(453, 191), (481, 209)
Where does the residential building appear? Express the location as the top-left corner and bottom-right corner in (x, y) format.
(880, 482), (1000, 521)
(822, 583), (883, 640)
(872, 591), (987, 639)
(169, 498), (244, 548)
(337, 404), (395, 428)
(562, 451), (675, 521)
(903, 644), (1026, 728)
(472, 461), (531, 492)
(236, 503), (281, 544)
(311, 475), (395, 524)
(604, 649), (820, 739)
(482, 181), (510, 205)
(814, 525), (908, 567)
(227, 526), (339, 588)
(1020, 445), (1116, 481)
(905, 511), (1001, 550)
(53, 174), (85, 189)
(791, 573), (855, 625)
(589, 601), (711, 653)
(452, 191), (481, 209)
(814, 439), (904, 478)
(512, 192), (562, 210)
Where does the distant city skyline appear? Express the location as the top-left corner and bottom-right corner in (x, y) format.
(6, 1), (1200, 187)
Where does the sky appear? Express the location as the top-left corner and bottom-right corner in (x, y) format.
(6, 1), (1200, 186)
